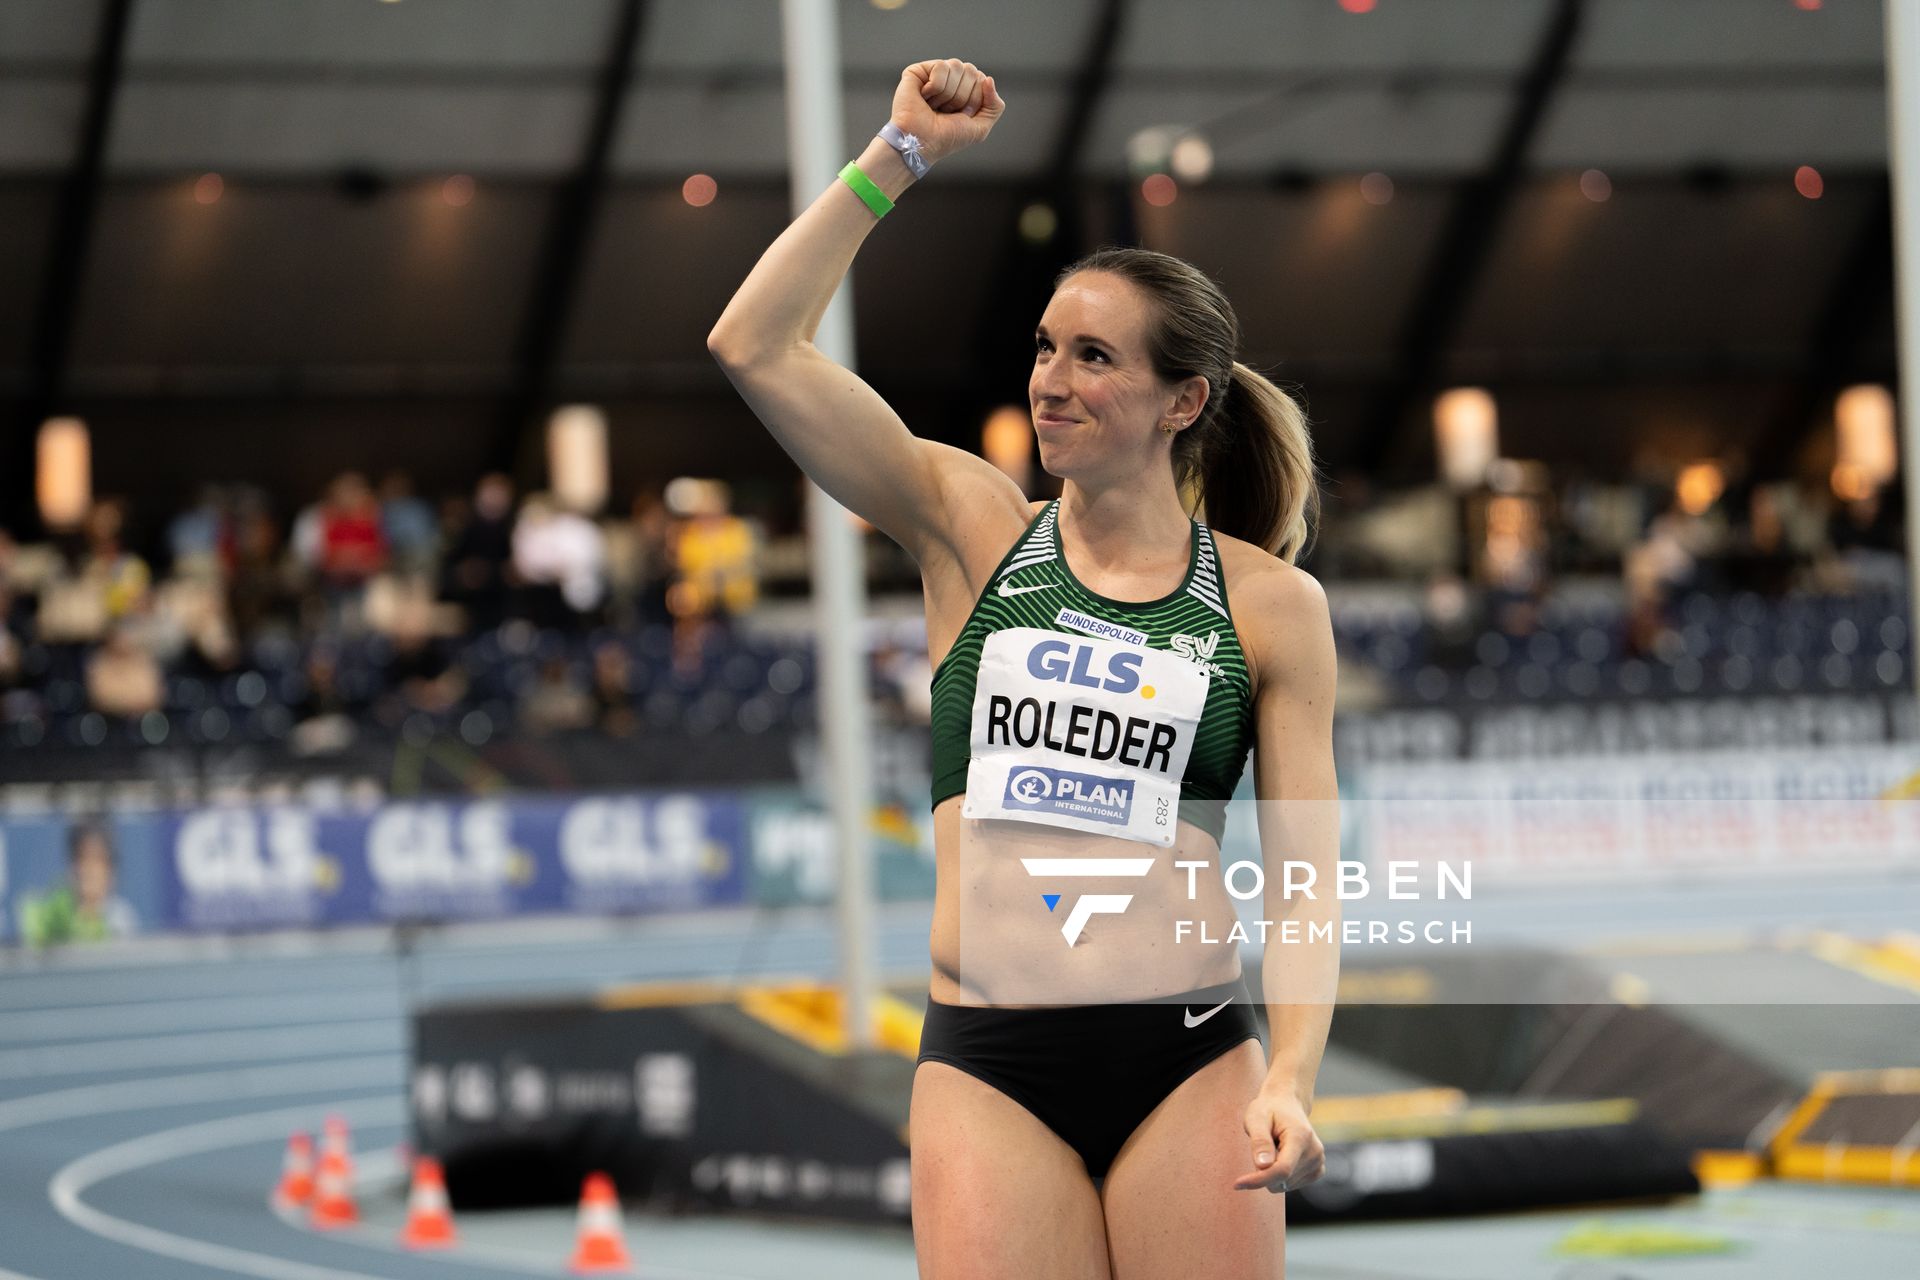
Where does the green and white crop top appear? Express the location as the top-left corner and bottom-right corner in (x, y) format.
(929, 501), (1255, 846)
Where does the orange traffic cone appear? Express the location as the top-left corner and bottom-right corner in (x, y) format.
(307, 1145), (359, 1229)
(321, 1113), (355, 1178)
(273, 1132), (315, 1208)
(399, 1156), (457, 1249)
(567, 1172), (633, 1274)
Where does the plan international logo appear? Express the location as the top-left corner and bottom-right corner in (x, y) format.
(1003, 765), (1134, 825)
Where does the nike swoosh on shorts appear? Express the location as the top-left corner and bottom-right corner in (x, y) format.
(996, 579), (1058, 598)
(1183, 999), (1233, 1028)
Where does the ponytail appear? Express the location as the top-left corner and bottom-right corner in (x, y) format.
(1195, 363), (1318, 564)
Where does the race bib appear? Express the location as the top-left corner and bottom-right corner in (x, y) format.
(961, 627), (1210, 846)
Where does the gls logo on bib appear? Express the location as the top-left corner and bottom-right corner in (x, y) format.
(1025, 638), (1142, 692)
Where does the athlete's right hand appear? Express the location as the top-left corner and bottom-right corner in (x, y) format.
(891, 59), (1005, 166)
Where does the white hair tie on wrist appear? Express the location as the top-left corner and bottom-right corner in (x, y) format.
(879, 121), (932, 179)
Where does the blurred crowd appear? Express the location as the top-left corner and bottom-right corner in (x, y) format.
(0, 460), (1908, 751)
(0, 471), (763, 744)
(1313, 465), (1907, 661)
(1315, 467), (1910, 708)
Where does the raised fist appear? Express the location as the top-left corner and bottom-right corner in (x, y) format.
(890, 59), (1005, 166)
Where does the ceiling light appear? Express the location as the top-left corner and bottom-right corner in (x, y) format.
(1170, 135), (1213, 182)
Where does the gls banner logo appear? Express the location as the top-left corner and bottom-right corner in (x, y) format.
(1020, 856), (1154, 946)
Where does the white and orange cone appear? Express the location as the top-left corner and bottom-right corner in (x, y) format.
(399, 1155), (457, 1250)
(567, 1172), (634, 1275)
(320, 1113), (355, 1179)
(307, 1144), (359, 1229)
(273, 1132), (315, 1208)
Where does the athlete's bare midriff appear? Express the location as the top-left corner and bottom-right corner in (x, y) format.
(926, 793), (1245, 1007)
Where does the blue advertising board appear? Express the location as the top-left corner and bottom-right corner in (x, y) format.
(1, 790), (751, 944)
(0, 811), (170, 946)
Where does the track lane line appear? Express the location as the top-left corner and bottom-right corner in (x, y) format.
(0, 990), (401, 1045)
(0, 1022), (400, 1081)
(48, 1096), (402, 1280)
(47, 1100), (763, 1280)
(0, 1057), (402, 1133)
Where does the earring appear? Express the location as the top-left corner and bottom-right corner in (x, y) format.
(1161, 419), (1180, 436)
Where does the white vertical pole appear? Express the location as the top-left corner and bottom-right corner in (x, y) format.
(780, 0), (877, 1048)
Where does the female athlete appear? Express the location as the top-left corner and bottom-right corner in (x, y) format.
(710, 58), (1340, 1279)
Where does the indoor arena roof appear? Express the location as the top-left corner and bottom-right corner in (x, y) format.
(0, 0), (1898, 502)
(0, 0), (1887, 179)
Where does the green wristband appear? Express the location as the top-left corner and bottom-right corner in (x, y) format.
(838, 161), (895, 219)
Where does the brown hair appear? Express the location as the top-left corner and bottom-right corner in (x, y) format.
(1056, 247), (1318, 563)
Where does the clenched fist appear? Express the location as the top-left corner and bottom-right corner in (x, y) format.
(890, 58), (1005, 166)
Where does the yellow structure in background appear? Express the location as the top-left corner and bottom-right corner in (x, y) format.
(1769, 1068), (1920, 1187)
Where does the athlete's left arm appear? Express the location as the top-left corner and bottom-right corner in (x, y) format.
(1233, 563), (1339, 1194)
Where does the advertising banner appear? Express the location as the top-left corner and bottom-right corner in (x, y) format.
(3, 790), (750, 945)
(1359, 746), (1920, 882)
(746, 790), (936, 908)
(163, 793), (750, 931)
(0, 811), (170, 947)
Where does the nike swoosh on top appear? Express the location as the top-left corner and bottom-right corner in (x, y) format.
(996, 580), (1058, 598)
(1183, 999), (1233, 1028)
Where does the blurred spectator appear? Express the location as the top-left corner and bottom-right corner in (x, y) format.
(164, 578), (242, 679)
(18, 821), (138, 947)
(1422, 572), (1480, 667)
(0, 582), (19, 694)
(86, 624), (163, 718)
(227, 496), (290, 644)
(512, 493), (606, 629)
(379, 470), (440, 578)
(166, 486), (228, 582)
(443, 473), (516, 630)
(289, 643), (359, 755)
(590, 640), (638, 737)
(604, 493), (675, 628)
(671, 485), (758, 619)
(667, 480), (758, 672)
(318, 472), (388, 588)
(380, 610), (466, 723)
(1623, 504), (1704, 658)
(0, 529), (19, 690)
(83, 499), (153, 621)
(518, 656), (594, 734)
(38, 500), (151, 644)
(1826, 483), (1907, 593)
